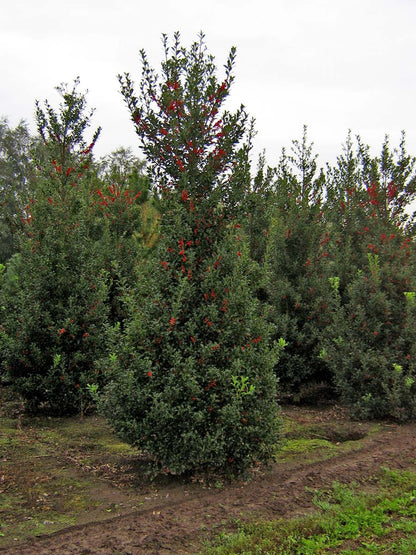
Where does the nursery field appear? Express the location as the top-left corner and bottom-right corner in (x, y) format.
(2, 32), (416, 555)
(1, 387), (416, 554)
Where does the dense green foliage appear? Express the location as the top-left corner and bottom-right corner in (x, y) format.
(0, 81), (108, 414)
(264, 129), (333, 399)
(247, 126), (416, 419)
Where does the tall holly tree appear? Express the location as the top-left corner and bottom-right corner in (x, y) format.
(0, 80), (109, 415)
(322, 133), (416, 420)
(265, 128), (333, 400)
(101, 33), (283, 475)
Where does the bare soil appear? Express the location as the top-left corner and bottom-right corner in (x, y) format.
(1, 404), (415, 555)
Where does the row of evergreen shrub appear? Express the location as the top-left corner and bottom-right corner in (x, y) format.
(1, 33), (415, 476)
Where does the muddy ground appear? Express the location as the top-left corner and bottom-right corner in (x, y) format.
(1, 404), (415, 555)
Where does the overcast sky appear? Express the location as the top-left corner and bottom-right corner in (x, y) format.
(2, 0), (416, 170)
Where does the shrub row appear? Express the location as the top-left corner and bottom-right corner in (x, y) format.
(1, 34), (415, 477)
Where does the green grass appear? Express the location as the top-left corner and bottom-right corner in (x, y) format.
(200, 468), (416, 554)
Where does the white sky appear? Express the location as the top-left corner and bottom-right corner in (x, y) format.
(2, 0), (416, 170)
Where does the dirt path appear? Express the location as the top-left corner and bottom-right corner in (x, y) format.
(1, 411), (416, 555)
